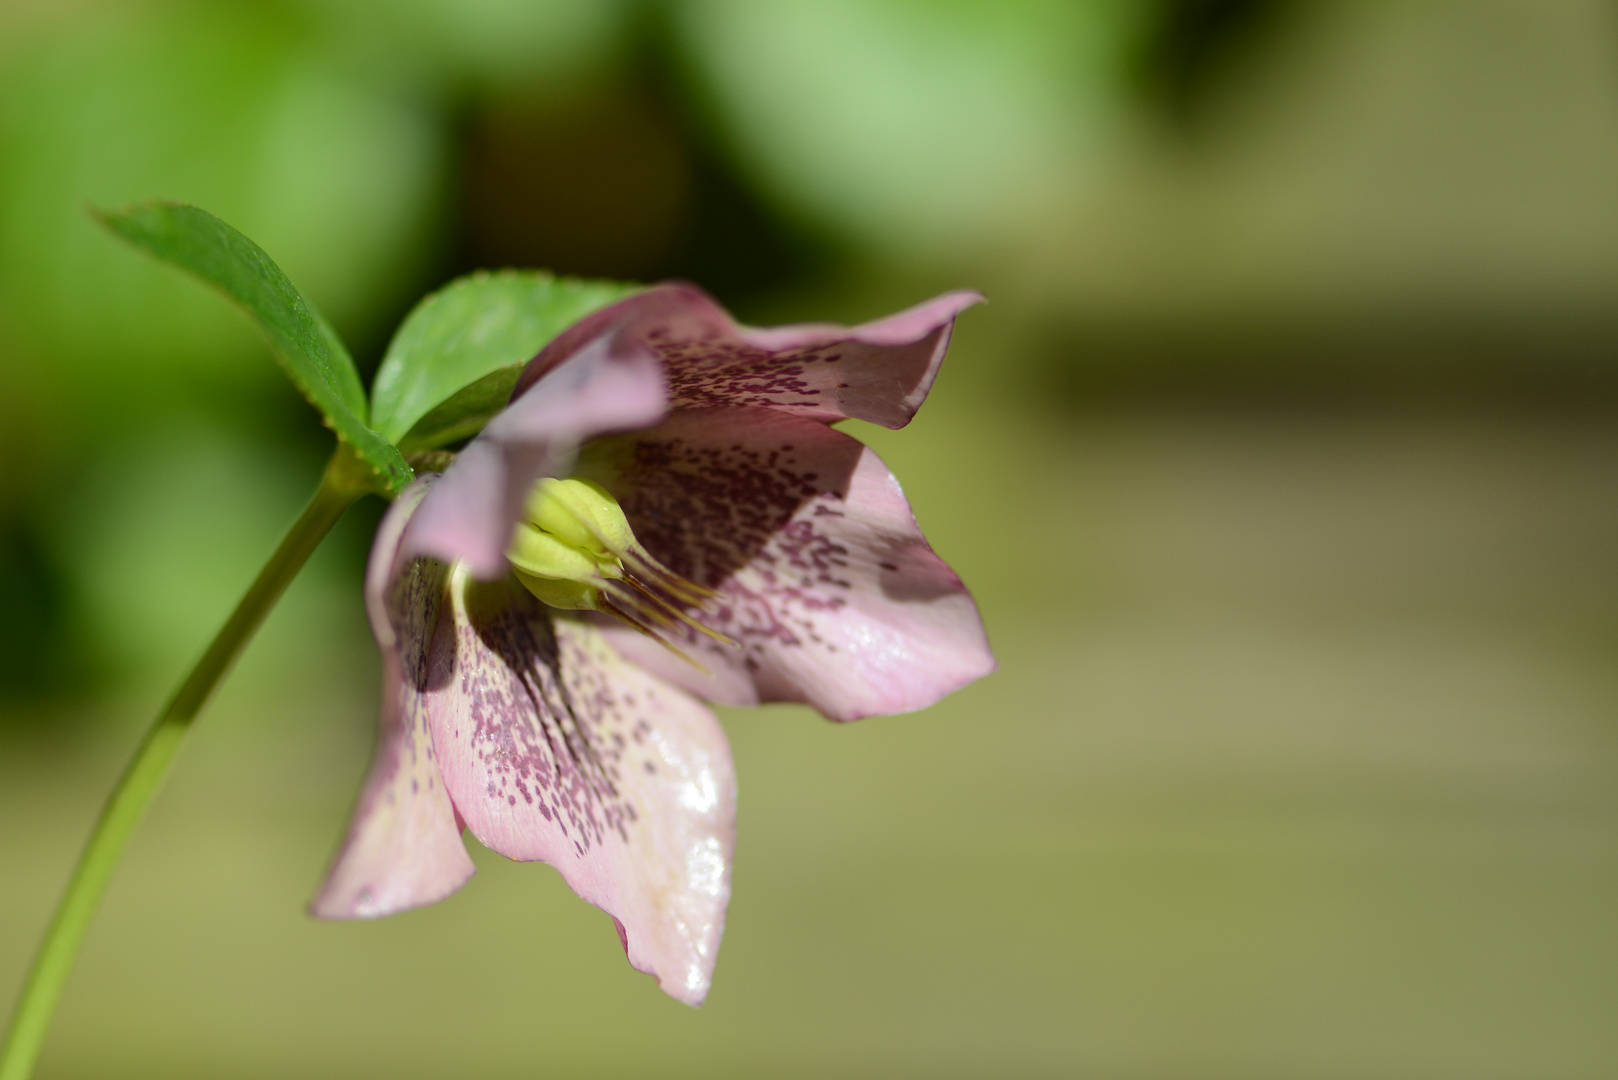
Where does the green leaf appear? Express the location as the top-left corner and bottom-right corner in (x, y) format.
(96, 201), (412, 495)
(371, 270), (640, 450)
(396, 364), (524, 455)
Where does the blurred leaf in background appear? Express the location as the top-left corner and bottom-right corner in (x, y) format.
(1017, 1), (1618, 396)
(47, 418), (340, 701)
(0, 1), (447, 710)
(673, 0), (1149, 263)
(296, 0), (629, 95)
(0, 2), (442, 421)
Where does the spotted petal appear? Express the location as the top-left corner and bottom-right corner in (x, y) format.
(592, 407), (995, 722)
(427, 567), (736, 1006)
(407, 327), (669, 579)
(514, 284), (982, 431)
(312, 478), (476, 918)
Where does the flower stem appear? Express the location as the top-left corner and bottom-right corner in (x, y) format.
(0, 445), (377, 1080)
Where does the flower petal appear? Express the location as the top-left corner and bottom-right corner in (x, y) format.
(406, 329), (669, 578)
(312, 479), (476, 918)
(427, 569), (736, 1005)
(514, 284), (982, 431)
(593, 407), (995, 721)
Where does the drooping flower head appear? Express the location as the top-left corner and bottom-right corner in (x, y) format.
(312, 285), (994, 1005)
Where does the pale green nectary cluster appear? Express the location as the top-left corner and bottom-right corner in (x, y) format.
(506, 477), (731, 658)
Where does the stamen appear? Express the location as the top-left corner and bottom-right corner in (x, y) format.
(623, 550), (719, 606)
(507, 477), (734, 663)
(620, 574), (736, 646)
(597, 595), (708, 672)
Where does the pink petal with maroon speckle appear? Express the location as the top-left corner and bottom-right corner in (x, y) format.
(407, 329), (668, 579)
(514, 284), (982, 431)
(313, 479), (476, 918)
(427, 569), (735, 1006)
(595, 408), (995, 722)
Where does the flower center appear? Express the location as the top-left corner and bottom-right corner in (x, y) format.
(507, 477), (733, 658)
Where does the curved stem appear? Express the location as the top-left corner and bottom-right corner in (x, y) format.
(0, 445), (375, 1080)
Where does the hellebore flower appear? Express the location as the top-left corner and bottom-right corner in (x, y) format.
(311, 285), (995, 1004)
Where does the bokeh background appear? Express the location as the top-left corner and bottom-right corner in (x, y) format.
(4, 1), (1618, 1076)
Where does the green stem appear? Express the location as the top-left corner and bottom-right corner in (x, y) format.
(0, 445), (376, 1080)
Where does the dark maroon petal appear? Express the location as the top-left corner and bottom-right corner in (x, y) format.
(426, 570), (735, 1005)
(313, 478), (476, 917)
(594, 407), (995, 721)
(514, 284), (982, 431)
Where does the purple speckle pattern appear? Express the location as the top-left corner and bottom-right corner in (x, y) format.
(311, 481), (475, 921)
(513, 284), (980, 430)
(612, 409), (859, 660)
(657, 333), (849, 417)
(594, 406), (996, 721)
(649, 322), (948, 428)
(427, 568), (736, 1005)
(317, 479), (734, 1004)
(437, 575), (641, 857)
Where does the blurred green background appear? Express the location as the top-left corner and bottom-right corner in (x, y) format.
(4, 1), (1618, 1076)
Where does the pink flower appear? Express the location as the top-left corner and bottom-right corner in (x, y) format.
(311, 284), (995, 1005)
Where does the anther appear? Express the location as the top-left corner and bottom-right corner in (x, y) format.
(507, 478), (735, 661)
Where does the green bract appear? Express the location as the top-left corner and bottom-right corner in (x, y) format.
(370, 270), (640, 453)
(96, 201), (413, 495)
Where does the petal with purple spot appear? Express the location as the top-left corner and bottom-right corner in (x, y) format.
(313, 480), (475, 918)
(593, 407), (995, 722)
(426, 568), (735, 1005)
(515, 284), (982, 431)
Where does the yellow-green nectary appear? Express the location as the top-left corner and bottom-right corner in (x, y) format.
(506, 478), (632, 611)
(505, 478), (727, 656)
